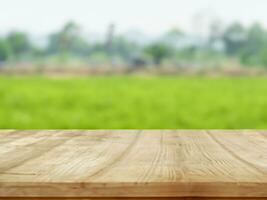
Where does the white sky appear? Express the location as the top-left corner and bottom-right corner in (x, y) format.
(1, 0), (267, 36)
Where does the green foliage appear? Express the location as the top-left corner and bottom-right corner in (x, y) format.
(1, 76), (267, 129)
(0, 39), (11, 62)
(239, 23), (267, 66)
(47, 21), (90, 57)
(144, 43), (173, 65)
(176, 47), (197, 60)
(222, 22), (247, 56)
(7, 31), (31, 59)
(112, 36), (140, 61)
(3, 21), (267, 67)
(259, 47), (267, 66)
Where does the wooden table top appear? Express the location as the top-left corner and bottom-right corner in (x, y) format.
(0, 130), (267, 198)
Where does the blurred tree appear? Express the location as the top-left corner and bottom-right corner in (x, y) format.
(7, 31), (31, 60)
(0, 39), (11, 62)
(208, 19), (225, 52)
(32, 47), (45, 58)
(209, 19), (223, 43)
(222, 22), (247, 56)
(259, 47), (267, 67)
(144, 43), (173, 65)
(112, 36), (140, 61)
(58, 21), (80, 52)
(176, 46), (197, 61)
(89, 43), (109, 64)
(162, 28), (184, 49)
(47, 21), (90, 58)
(105, 24), (115, 56)
(91, 43), (106, 53)
(240, 23), (267, 66)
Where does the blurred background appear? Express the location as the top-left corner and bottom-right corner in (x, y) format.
(1, 0), (267, 129)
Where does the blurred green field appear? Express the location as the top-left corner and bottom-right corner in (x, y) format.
(1, 75), (267, 129)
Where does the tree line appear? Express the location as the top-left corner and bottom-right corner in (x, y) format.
(1, 21), (267, 67)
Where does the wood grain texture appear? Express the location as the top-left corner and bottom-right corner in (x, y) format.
(0, 130), (267, 198)
(1, 199), (267, 200)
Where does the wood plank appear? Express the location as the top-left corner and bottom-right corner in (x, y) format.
(0, 130), (267, 198)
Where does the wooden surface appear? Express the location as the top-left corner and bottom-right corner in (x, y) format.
(0, 130), (267, 198)
(1, 199), (267, 200)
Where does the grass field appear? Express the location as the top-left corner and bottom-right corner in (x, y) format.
(1, 75), (267, 129)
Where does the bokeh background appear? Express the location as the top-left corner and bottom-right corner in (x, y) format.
(1, 0), (267, 129)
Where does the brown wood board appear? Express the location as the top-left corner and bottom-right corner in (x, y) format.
(0, 130), (267, 198)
